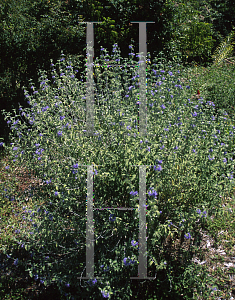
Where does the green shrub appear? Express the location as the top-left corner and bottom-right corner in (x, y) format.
(1, 43), (235, 299)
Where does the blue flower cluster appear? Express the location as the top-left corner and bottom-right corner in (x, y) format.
(123, 257), (136, 266)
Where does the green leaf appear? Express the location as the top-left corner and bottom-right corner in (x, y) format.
(212, 30), (235, 66)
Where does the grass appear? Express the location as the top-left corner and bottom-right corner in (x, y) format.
(0, 54), (235, 299)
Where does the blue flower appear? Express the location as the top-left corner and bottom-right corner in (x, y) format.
(123, 257), (135, 266)
(130, 259), (135, 264)
(148, 189), (158, 198)
(202, 211), (207, 217)
(42, 106), (49, 112)
(184, 233), (191, 239)
(131, 240), (138, 247)
(109, 214), (116, 222)
(153, 165), (162, 171)
(196, 209), (201, 215)
(34, 274), (38, 280)
(13, 119), (19, 125)
(35, 148), (44, 155)
(13, 258), (18, 266)
(88, 278), (97, 286)
(101, 290), (109, 298)
(123, 257), (130, 266)
(57, 131), (62, 136)
(130, 191), (138, 196)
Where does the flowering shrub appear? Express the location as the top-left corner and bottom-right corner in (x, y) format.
(1, 43), (235, 299)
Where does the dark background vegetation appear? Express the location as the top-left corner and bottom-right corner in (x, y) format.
(0, 0), (234, 148)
